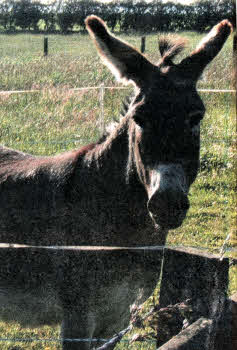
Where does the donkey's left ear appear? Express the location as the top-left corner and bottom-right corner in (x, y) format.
(85, 16), (154, 86)
(179, 20), (232, 80)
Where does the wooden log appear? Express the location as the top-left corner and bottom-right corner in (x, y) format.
(158, 317), (212, 350)
(158, 247), (230, 350)
(215, 291), (237, 350)
(230, 292), (237, 350)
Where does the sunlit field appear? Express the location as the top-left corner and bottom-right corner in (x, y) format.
(0, 29), (235, 349)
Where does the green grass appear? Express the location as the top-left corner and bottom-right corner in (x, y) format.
(0, 30), (233, 90)
(0, 30), (236, 349)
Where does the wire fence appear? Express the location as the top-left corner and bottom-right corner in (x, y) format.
(0, 85), (235, 349)
(0, 243), (236, 348)
(0, 85), (235, 257)
(0, 84), (235, 233)
(0, 85), (236, 138)
(0, 24), (235, 349)
(0, 86), (236, 94)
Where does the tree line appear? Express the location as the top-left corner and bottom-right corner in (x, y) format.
(0, 0), (235, 34)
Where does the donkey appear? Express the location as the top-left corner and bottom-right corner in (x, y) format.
(0, 16), (232, 350)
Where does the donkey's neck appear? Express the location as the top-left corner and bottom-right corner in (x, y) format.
(69, 117), (161, 246)
(84, 116), (132, 184)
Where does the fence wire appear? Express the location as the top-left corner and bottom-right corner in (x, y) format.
(0, 86), (236, 95)
(0, 85), (235, 349)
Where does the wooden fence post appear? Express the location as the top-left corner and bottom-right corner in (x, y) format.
(158, 247), (230, 350)
(44, 37), (48, 56)
(141, 36), (146, 53)
(99, 83), (105, 136)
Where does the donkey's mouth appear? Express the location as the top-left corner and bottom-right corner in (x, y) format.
(147, 200), (189, 230)
(149, 211), (187, 230)
(161, 215), (186, 229)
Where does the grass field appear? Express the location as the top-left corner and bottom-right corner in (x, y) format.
(0, 29), (236, 349)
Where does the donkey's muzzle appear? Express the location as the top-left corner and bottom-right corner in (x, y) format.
(147, 163), (190, 229)
(147, 190), (190, 229)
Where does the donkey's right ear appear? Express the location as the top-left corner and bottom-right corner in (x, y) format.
(179, 20), (232, 80)
(85, 16), (154, 86)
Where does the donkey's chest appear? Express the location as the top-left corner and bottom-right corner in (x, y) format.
(0, 199), (157, 246)
(0, 176), (155, 245)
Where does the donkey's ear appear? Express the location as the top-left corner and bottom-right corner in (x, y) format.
(85, 15), (154, 86)
(179, 20), (232, 80)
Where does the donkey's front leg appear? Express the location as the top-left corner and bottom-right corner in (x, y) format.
(61, 308), (96, 350)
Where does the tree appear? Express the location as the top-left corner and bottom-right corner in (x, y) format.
(13, 0), (43, 31)
(41, 1), (58, 32)
(0, 0), (15, 30)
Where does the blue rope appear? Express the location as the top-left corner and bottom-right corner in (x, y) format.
(0, 337), (156, 343)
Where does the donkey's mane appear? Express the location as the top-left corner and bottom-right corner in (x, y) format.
(120, 95), (133, 118)
(87, 95), (144, 169)
(94, 93), (134, 146)
(159, 36), (187, 63)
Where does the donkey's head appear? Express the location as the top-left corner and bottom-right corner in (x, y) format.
(86, 16), (232, 230)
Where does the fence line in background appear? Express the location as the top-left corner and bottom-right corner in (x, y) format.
(0, 336), (155, 348)
(0, 85), (235, 346)
(0, 86), (128, 95)
(0, 87), (236, 95)
(1, 85), (234, 137)
(0, 84), (235, 256)
(0, 86), (235, 136)
(4, 138), (234, 146)
(0, 337), (133, 343)
(198, 89), (236, 93)
(0, 86), (235, 141)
